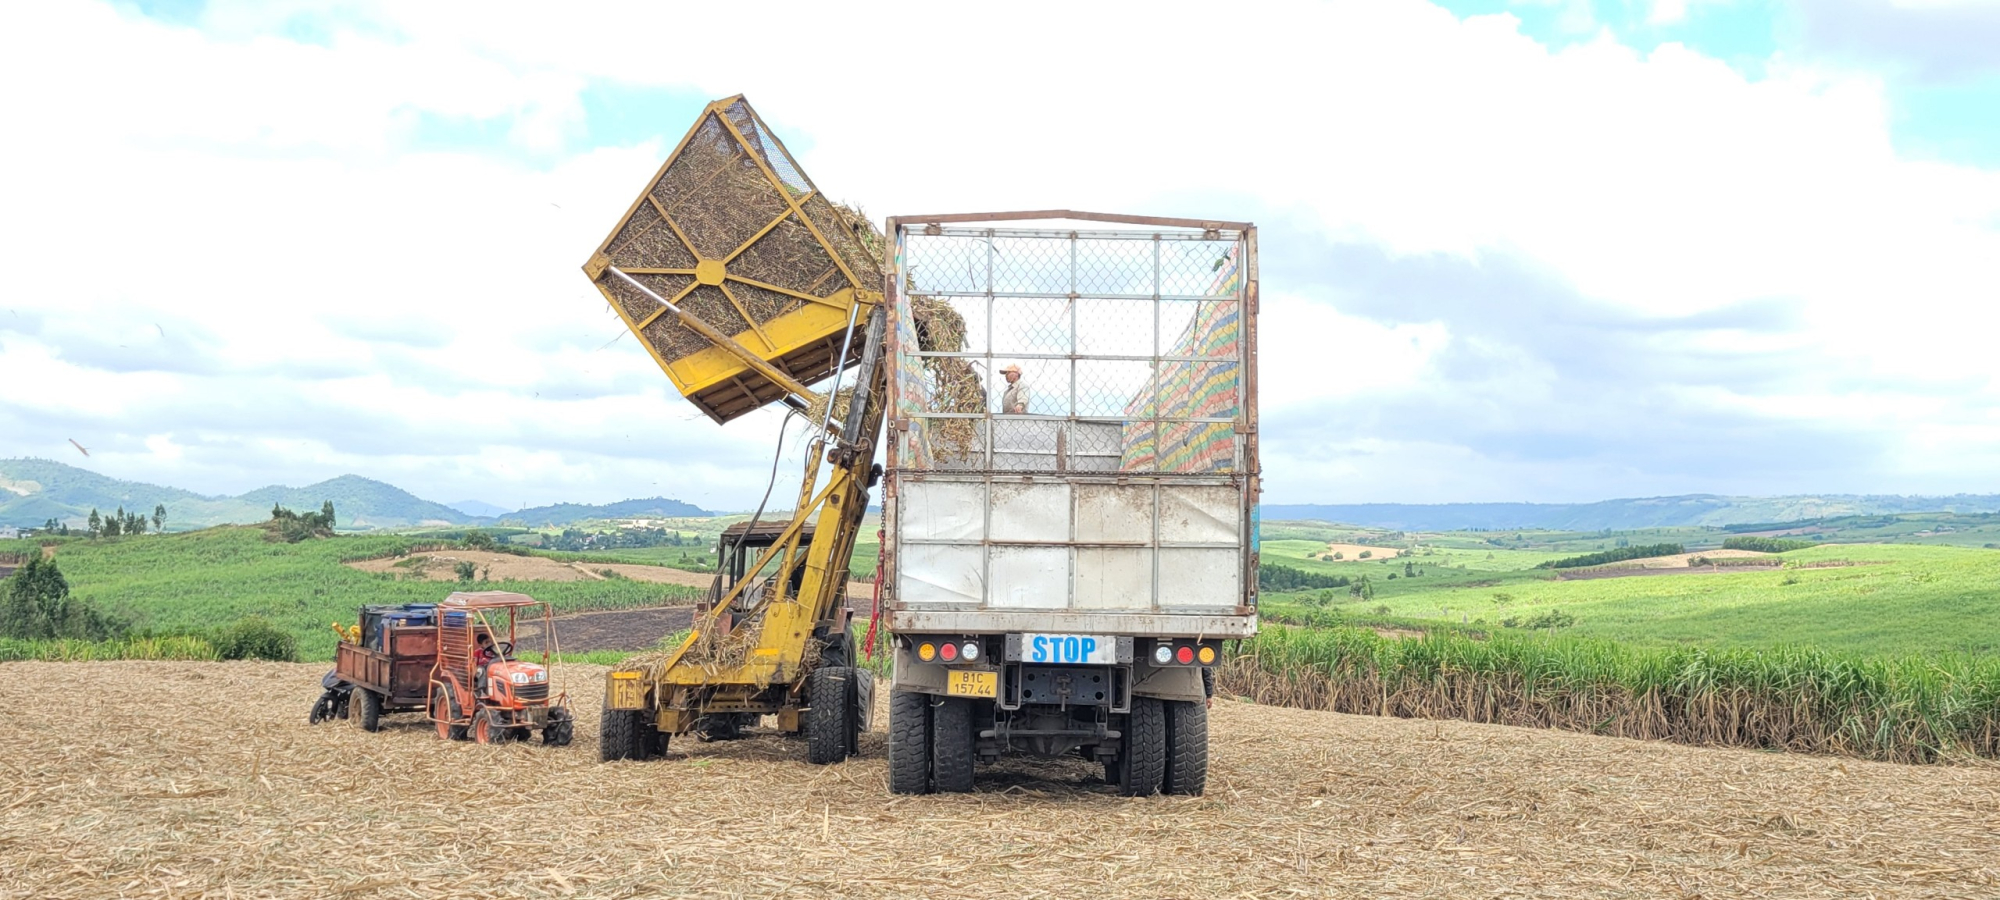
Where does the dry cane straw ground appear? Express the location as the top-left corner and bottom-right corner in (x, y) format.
(3, 662), (1998, 898)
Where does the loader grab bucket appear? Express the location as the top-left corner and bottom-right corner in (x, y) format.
(582, 95), (883, 423)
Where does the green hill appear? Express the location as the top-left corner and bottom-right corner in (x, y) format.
(501, 497), (711, 525)
(0, 459), (474, 530)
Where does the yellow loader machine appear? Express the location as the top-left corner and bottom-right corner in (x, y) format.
(584, 96), (886, 765)
(584, 96), (1260, 794)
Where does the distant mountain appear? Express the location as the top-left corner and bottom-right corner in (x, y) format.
(0, 459), (716, 531)
(238, 475), (472, 529)
(501, 497), (711, 525)
(1263, 493), (2000, 532)
(447, 499), (511, 518)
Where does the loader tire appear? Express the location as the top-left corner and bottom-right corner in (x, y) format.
(599, 708), (653, 762)
(806, 666), (853, 765)
(931, 697), (975, 794)
(357, 689), (382, 733)
(1163, 699), (1209, 796)
(887, 689), (932, 795)
(1117, 697), (1166, 797)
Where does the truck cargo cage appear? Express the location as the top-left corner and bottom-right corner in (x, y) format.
(883, 213), (1260, 625)
(582, 95), (884, 423)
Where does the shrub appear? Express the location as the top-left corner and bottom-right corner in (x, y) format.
(215, 616), (297, 661)
(1522, 610), (1576, 630)
(1358, 550), (1372, 559)
(1537, 543), (1684, 570)
(1259, 564), (1350, 592)
(1723, 536), (1816, 553)
(461, 531), (497, 551)
(454, 561), (477, 582)
(2, 557), (126, 641)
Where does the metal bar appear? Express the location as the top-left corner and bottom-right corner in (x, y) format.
(818, 300), (863, 435)
(632, 278), (704, 330)
(722, 196), (814, 264)
(904, 350), (1226, 364)
(888, 210), (1254, 231)
(925, 227), (1242, 242)
(726, 273), (853, 309)
(605, 266), (814, 400)
(914, 289), (1228, 302)
(646, 195), (704, 262)
(617, 268), (698, 276)
(714, 283), (776, 352)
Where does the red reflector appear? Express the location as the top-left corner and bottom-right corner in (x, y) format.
(940, 642), (959, 662)
(1175, 645), (1194, 664)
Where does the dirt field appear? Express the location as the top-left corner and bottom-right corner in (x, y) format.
(346, 550), (717, 586)
(1585, 549), (1772, 569)
(3, 662), (1996, 898)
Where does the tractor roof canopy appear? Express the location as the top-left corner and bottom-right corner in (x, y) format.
(441, 591), (540, 610)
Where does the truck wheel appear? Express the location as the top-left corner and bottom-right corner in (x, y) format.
(1164, 699), (1209, 796)
(931, 697), (975, 794)
(887, 689), (931, 795)
(599, 707), (653, 762)
(357, 689), (382, 733)
(847, 669), (874, 757)
(805, 666), (853, 764)
(1117, 697), (1166, 797)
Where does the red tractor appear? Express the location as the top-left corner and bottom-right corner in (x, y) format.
(427, 591), (573, 746)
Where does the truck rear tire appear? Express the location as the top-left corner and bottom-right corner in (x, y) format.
(357, 689), (382, 733)
(1117, 697), (1166, 797)
(887, 689), (931, 795)
(1164, 699), (1209, 796)
(931, 697), (975, 794)
(600, 707), (654, 762)
(806, 666), (854, 764)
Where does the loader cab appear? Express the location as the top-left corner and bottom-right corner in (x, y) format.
(707, 521), (815, 612)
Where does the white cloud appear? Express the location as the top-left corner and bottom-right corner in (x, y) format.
(0, 0), (1996, 506)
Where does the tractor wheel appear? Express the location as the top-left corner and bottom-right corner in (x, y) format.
(887, 689), (931, 795)
(472, 709), (506, 745)
(805, 666), (853, 765)
(1163, 699), (1209, 796)
(357, 689), (382, 733)
(1116, 697), (1166, 797)
(930, 697), (975, 794)
(847, 669), (874, 757)
(432, 685), (467, 741)
(544, 708), (574, 747)
(599, 707), (653, 762)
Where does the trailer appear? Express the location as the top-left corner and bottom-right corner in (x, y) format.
(331, 604), (440, 732)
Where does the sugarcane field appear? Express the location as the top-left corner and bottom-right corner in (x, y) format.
(9, 3), (2000, 899)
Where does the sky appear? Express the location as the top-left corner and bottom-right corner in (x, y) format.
(1, 0), (1996, 511)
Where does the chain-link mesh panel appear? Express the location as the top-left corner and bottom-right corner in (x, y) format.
(723, 99), (813, 198)
(603, 199), (698, 270)
(895, 226), (1246, 474)
(732, 214), (846, 297)
(603, 272), (696, 328)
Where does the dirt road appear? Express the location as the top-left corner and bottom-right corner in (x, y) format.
(2, 661), (1994, 898)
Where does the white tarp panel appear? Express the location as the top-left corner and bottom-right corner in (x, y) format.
(1159, 485), (1240, 544)
(988, 545), (1070, 608)
(989, 482), (1071, 543)
(1073, 483), (1153, 543)
(897, 543), (984, 605)
(1156, 548), (1240, 608)
(1072, 547), (1154, 609)
(897, 479), (985, 542)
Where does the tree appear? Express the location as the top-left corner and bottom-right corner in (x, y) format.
(102, 507), (122, 538)
(86, 509), (101, 538)
(152, 504), (166, 532)
(2, 557), (122, 641)
(1403, 561), (1416, 578)
(320, 501), (336, 530)
(454, 561), (477, 583)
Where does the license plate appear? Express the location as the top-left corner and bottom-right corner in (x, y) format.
(946, 670), (997, 698)
(1021, 633), (1115, 665)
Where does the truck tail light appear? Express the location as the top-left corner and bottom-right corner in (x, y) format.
(1198, 645), (1217, 665)
(961, 642), (980, 662)
(1153, 645), (1173, 665)
(917, 642), (937, 662)
(940, 641), (959, 662)
(1175, 646), (1194, 664)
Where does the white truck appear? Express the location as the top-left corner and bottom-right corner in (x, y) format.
(880, 211), (1261, 795)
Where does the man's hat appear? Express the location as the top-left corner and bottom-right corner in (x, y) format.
(1000, 364), (1021, 375)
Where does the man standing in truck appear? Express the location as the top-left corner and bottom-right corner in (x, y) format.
(999, 364), (1030, 414)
